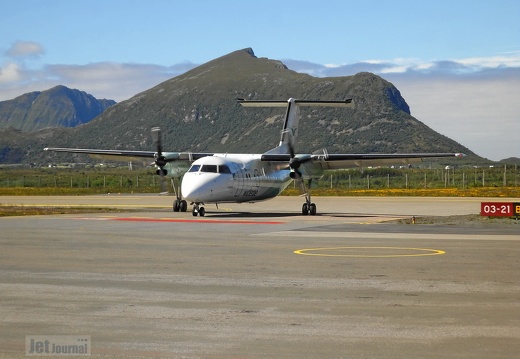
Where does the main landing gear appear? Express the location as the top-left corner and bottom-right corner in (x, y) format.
(299, 178), (317, 215)
(302, 201), (317, 216)
(171, 178), (188, 212)
(173, 199), (188, 212)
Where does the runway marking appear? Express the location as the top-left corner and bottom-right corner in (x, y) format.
(109, 217), (285, 225)
(294, 246), (446, 258)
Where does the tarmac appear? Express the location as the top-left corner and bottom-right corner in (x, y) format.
(0, 195), (519, 358)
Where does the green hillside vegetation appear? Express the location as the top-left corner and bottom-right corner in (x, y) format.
(0, 48), (483, 165)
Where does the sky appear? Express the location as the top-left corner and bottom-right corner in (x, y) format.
(1, 0), (519, 161)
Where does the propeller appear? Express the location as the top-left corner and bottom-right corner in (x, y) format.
(151, 127), (168, 192)
(283, 129), (303, 179)
(288, 153), (302, 179)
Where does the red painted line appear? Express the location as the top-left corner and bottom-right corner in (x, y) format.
(111, 217), (284, 225)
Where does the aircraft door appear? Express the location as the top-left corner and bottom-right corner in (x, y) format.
(232, 163), (244, 197)
(254, 169), (260, 187)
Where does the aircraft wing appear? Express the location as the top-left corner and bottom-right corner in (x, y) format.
(261, 152), (465, 173)
(44, 147), (157, 164)
(309, 152), (465, 170)
(44, 147), (213, 176)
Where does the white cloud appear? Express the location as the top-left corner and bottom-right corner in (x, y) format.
(414, 63), (435, 71)
(0, 62), (22, 83)
(46, 62), (196, 101)
(324, 63), (343, 69)
(380, 66), (408, 74)
(284, 54), (520, 161)
(0, 61), (197, 102)
(5, 41), (44, 58)
(387, 73), (520, 161)
(456, 53), (520, 69)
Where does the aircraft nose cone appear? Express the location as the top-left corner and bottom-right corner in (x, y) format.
(181, 174), (216, 202)
(181, 176), (204, 201)
(181, 173), (232, 202)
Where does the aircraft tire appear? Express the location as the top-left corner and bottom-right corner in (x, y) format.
(309, 203), (317, 215)
(173, 199), (181, 212)
(302, 203), (309, 215)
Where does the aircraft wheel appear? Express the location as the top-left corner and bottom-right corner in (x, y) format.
(173, 199), (181, 212)
(309, 203), (317, 216)
(180, 200), (188, 212)
(302, 203), (309, 215)
(192, 207), (198, 216)
(199, 207), (206, 217)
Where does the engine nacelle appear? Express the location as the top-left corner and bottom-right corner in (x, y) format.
(289, 169), (302, 179)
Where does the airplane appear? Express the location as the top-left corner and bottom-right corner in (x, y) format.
(44, 97), (465, 216)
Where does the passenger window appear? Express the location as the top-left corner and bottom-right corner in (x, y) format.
(188, 164), (201, 172)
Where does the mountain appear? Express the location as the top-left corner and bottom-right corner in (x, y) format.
(0, 85), (116, 132)
(499, 157), (520, 166)
(2, 48), (476, 165)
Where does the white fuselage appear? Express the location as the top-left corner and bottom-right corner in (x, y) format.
(180, 154), (293, 204)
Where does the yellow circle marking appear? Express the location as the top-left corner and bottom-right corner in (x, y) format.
(293, 246), (445, 258)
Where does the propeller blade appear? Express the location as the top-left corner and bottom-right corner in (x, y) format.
(151, 127), (168, 193)
(151, 127), (162, 156)
(283, 128), (299, 177)
(159, 172), (167, 193)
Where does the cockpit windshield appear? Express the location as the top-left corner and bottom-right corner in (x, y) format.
(187, 164), (232, 174)
(188, 164), (201, 173)
(201, 165), (218, 173)
(219, 165), (232, 174)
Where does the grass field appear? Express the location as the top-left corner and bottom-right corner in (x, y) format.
(1, 166), (519, 217)
(1, 186), (520, 198)
(283, 187), (520, 197)
(0, 205), (131, 217)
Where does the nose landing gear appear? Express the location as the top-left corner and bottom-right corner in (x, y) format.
(192, 203), (206, 217)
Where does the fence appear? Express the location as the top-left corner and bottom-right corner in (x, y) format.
(0, 169), (161, 192)
(322, 166), (519, 190)
(1, 166), (518, 191)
